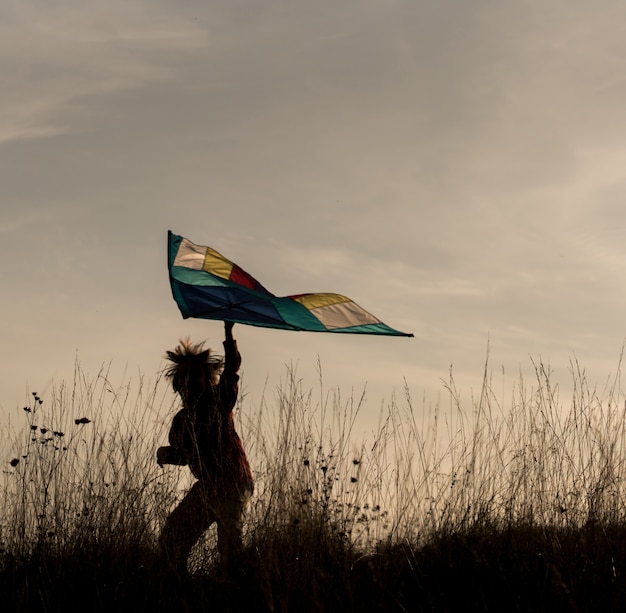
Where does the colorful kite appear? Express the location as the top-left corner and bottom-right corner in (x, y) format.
(168, 231), (413, 337)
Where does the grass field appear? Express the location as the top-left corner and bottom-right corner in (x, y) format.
(2, 356), (626, 611)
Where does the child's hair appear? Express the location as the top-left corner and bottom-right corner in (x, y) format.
(164, 337), (224, 391)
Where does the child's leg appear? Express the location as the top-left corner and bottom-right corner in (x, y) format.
(159, 481), (216, 572)
(216, 486), (253, 574)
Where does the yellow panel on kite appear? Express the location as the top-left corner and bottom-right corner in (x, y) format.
(292, 293), (351, 309)
(203, 247), (234, 280)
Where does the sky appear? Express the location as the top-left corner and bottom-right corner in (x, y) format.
(3, 0), (626, 434)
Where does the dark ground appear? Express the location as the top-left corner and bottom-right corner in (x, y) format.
(3, 523), (626, 612)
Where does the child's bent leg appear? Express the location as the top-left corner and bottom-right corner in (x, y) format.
(159, 481), (216, 573)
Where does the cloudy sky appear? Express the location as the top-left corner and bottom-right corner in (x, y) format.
(3, 0), (626, 430)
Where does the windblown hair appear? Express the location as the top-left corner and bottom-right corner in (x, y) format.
(164, 338), (224, 392)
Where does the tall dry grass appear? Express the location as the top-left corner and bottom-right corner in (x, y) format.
(2, 352), (626, 611)
(1, 364), (182, 562)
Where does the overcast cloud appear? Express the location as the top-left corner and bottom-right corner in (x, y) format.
(2, 0), (626, 431)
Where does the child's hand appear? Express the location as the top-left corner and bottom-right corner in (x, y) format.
(225, 320), (235, 340)
(157, 446), (172, 467)
(157, 445), (186, 467)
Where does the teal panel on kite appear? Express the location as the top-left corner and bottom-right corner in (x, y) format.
(168, 231), (413, 337)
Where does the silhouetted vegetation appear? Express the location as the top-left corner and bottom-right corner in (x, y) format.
(3, 356), (626, 611)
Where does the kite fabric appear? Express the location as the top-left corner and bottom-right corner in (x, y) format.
(168, 231), (413, 337)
